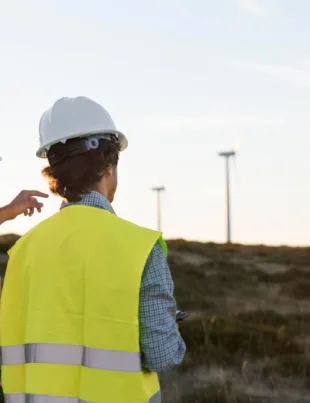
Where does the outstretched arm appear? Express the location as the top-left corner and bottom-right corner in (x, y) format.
(0, 190), (49, 225)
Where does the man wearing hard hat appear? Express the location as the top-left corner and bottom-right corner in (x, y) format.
(0, 97), (186, 403)
(0, 190), (48, 225)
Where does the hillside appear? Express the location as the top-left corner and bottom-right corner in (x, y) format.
(1, 235), (310, 402)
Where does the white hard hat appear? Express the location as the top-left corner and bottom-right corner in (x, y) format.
(36, 96), (128, 158)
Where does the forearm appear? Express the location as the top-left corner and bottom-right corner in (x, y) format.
(140, 300), (186, 372)
(0, 205), (13, 225)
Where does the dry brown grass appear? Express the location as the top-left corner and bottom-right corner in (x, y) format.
(164, 239), (310, 402)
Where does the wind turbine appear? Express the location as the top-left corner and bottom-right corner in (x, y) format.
(218, 149), (236, 243)
(151, 186), (165, 232)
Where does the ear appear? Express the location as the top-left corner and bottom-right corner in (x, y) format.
(104, 166), (113, 177)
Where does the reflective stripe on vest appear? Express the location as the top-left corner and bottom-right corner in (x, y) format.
(2, 343), (141, 372)
(4, 395), (90, 403)
(4, 391), (161, 403)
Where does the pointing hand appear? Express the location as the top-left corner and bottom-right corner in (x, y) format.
(6, 190), (49, 220)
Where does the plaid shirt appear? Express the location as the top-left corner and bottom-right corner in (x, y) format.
(61, 191), (186, 372)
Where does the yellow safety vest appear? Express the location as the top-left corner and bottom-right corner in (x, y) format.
(0, 205), (167, 403)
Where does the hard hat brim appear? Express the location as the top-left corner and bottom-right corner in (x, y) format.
(36, 130), (128, 159)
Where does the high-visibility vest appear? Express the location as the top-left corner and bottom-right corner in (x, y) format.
(0, 205), (167, 403)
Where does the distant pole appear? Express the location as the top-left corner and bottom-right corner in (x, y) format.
(152, 186), (165, 232)
(218, 151), (236, 243)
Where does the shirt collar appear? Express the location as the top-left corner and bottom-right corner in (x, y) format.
(60, 191), (116, 215)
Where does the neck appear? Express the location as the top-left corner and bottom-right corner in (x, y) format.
(91, 184), (111, 202)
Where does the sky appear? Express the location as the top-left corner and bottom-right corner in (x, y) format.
(0, 0), (310, 246)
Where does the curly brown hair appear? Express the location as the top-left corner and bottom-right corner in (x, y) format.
(42, 137), (120, 202)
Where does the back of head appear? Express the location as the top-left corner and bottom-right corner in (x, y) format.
(38, 96), (128, 202)
(42, 137), (120, 202)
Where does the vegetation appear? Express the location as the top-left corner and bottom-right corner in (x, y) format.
(1, 236), (310, 402)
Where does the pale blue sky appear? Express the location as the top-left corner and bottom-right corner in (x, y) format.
(0, 0), (309, 245)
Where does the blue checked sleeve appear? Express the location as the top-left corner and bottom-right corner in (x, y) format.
(139, 242), (186, 372)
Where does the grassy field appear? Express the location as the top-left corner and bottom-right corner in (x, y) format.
(1, 235), (310, 402)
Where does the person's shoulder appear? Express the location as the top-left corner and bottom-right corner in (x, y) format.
(109, 214), (162, 238)
(109, 217), (168, 260)
(148, 240), (167, 259)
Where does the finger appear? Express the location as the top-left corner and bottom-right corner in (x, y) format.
(36, 207), (42, 213)
(29, 207), (35, 217)
(28, 199), (44, 209)
(22, 190), (49, 198)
